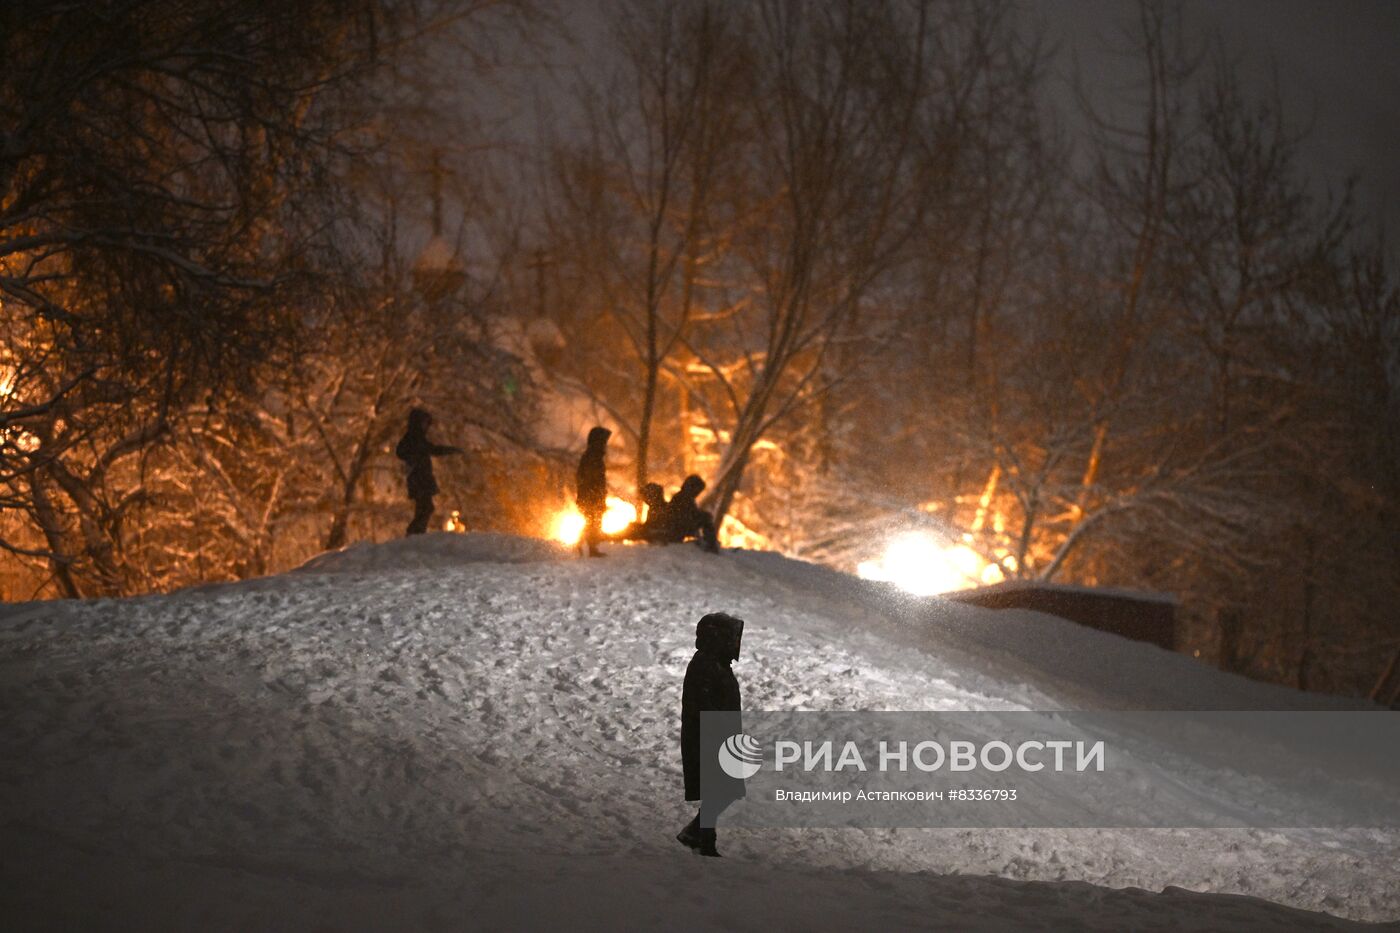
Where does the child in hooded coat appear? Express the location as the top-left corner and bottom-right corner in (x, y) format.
(654, 474), (719, 553)
(617, 483), (667, 543)
(395, 408), (461, 536)
(575, 426), (612, 557)
(678, 612), (745, 858)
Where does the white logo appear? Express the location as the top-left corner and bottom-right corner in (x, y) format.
(718, 733), (764, 779)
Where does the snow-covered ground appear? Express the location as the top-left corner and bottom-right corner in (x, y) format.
(1, 533), (1396, 931)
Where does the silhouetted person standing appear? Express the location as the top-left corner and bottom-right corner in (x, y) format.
(575, 426), (611, 557)
(655, 474), (719, 553)
(395, 408), (461, 536)
(678, 612), (745, 858)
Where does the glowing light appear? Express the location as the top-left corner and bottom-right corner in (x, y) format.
(857, 531), (1002, 596)
(550, 497), (638, 546)
(552, 510), (585, 545)
(718, 513), (770, 551)
(601, 498), (637, 536)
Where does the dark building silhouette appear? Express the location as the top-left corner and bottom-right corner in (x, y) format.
(946, 581), (1177, 651)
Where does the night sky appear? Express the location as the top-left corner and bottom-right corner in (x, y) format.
(544, 1), (1400, 237)
(1041, 0), (1400, 235)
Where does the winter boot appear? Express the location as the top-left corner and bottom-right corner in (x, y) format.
(676, 817), (702, 851)
(697, 828), (721, 858)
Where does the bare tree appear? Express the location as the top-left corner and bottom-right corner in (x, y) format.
(675, 0), (1006, 528)
(732, 0), (1052, 559)
(543, 0), (743, 498)
(0, 0), (538, 595)
(0, 0), (408, 593)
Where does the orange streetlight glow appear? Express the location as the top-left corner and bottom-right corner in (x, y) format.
(551, 497), (638, 546)
(856, 531), (1005, 596)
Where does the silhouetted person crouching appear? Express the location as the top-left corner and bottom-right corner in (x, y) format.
(575, 426), (611, 557)
(395, 408), (461, 536)
(654, 474), (719, 553)
(617, 482), (668, 543)
(678, 612), (745, 858)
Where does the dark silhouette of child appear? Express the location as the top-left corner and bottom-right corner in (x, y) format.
(653, 475), (720, 553)
(678, 612), (745, 857)
(394, 408), (461, 536)
(575, 426), (611, 557)
(617, 482), (667, 543)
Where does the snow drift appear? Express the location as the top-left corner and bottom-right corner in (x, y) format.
(0, 533), (1395, 931)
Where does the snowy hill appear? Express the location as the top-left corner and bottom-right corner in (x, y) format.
(1, 534), (1396, 931)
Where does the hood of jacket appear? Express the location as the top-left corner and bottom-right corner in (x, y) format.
(695, 611), (743, 662)
(586, 426), (612, 450)
(640, 483), (665, 510)
(676, 474), (706, 501)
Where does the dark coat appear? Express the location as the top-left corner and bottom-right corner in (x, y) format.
(575, 426), (611, 514)
(619, 483), (667, 542)
(655, 475), (718, 551)
(395, 412), (458, 500)
(681, 613), (745, 801)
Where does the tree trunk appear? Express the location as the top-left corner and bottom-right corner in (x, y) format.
(325, 420), (382, 551)
(28, 473), (83, 599)
(1218, 607), (1244, 673)
(1296, 533), (1316, 691)
(635, 343), (659, 499)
